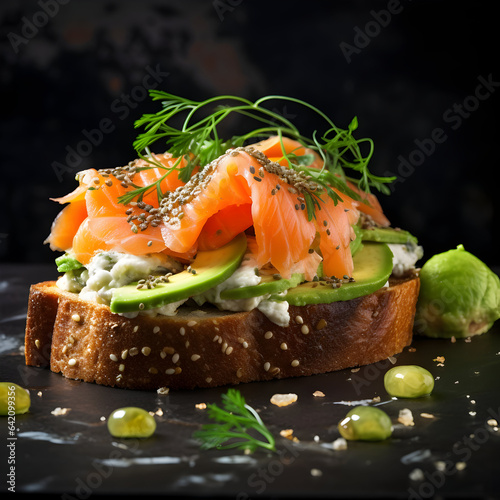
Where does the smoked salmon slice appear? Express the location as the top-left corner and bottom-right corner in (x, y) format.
(47, 135), (390, 280)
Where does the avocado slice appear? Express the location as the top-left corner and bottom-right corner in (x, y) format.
(110, 233), (247, 313)
(271, 242), (393, 306)
(220, 272), (305, 300)
(350, 223), (364, 256)
(361, 227), (418, 245)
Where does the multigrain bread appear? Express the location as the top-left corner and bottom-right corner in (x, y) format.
(24, 274), (420, 391)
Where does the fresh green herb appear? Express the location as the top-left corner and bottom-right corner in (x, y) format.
(193, 389), (276, 453)
(125, 92), (395, 217)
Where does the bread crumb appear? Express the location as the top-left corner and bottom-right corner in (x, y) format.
(351, 367), (360, 373)
(451, 336), (456, 343)
(313, 390), (325, 398)
(332, 437), (347, 450)
(409, 468), (424, 481)
(434, 355), (445, 364)
(398, 408), (415, 427)
(271, 393), (298, 407)
(280, 428), (299, 442)
(37, 391), (42, 397)
(387, 356), (397, 364)
(487, 419), (498, 427)
(157, 387), (170, 395)
(310, 468), (323, 477)
(464, 337), (472, 343)
(435, 461), (447, 472)
(51, 407), (70, 416)
(372, 396), (381, 403)
(455, 461), (467, 471)
(408, 347), (417, 352)
(420, 412), (435, 419)
(100, 416), (106, 421)
(71, 314), (81, 323)
(195, 403), (207, 410)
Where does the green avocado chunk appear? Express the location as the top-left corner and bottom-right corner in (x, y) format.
(361, 227), (418, 245)
(415, 244), (500, 338)
(220, 272), (305, 300)
(271, 242), (393, 306)
(55, 253), (83, 273)
(110, 233), (247, 313)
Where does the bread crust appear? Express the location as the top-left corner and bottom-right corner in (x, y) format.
(25, 276), (420, 390)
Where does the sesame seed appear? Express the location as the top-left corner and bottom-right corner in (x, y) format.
(291, 360), (300, 367)
(191, 354), (201, 361)
(153, 326), (160, 334)
(129, 347), (139, 356)
(165, 368), (175, 375)
(62, 345), (68, 354)
(163, 346), (174, 354)
(175, 367), (182, 374)
(179, 327), (186, 336)
(172, 353), (180, 364)
(68, 358), (77, 366)
(316, 319), (327, 330)
(141, 347), (151, 356)
(109, 354), (118, 362)
(116, 374), (123, 382)
(264, 362), (271, 372)
(160, 351), (166, 359)
(119, 364), (125, 372)
(185, 340), (190, 348)
(280, 343), (288, 350)
(301, 325), (310, 335)
(213, 335), (220, 342)
(236, 368), (243, 378)
(206, 377), (213, 384)
(226, 346), (234, 355)
(264, 331), (273, 339)
(295, 315), (304, 324)
(187, 320), (197, 327)
(121, 349), (128, 360)
(148, 367), (158, 374)
(242, 341), (249, 349)
(71, 314), (81, 323)
(133, 326), (139, 333)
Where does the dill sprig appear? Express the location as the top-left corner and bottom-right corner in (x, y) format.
(193, 389), (276, 453)
(127, 92), (395, 215)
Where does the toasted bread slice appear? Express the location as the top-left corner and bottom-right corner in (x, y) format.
(25, 275), (419, 390)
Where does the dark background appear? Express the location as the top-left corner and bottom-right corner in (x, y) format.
(0, 0), (498, 268)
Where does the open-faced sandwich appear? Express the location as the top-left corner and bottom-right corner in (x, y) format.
(25, 93), (423, 390)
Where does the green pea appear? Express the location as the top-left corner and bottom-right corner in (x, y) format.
(384, 365), (434, 398)
(0, 382), (31, 415)
(338, 406), (392, 441)
(107, 407), (156, 438)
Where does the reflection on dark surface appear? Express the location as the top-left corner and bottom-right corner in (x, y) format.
(0, 0), (498, 265)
